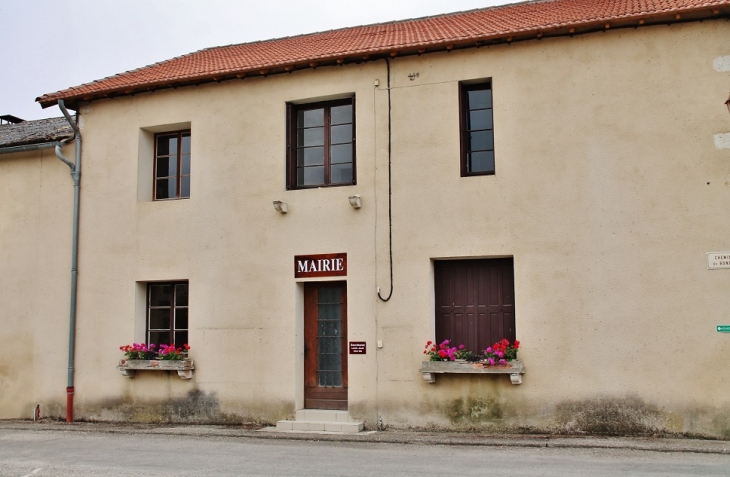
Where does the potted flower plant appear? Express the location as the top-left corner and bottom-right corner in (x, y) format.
(117, 343), (194, 379)
(483, 338), (520, 366)
(423, 340), (469, 361)
(420, 338), (525, 384)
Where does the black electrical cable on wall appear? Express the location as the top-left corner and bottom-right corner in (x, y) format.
(378, 57), (393, 302)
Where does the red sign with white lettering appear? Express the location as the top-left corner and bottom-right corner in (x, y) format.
(294, 253), (347, 278)
(349, 341), (366, 354)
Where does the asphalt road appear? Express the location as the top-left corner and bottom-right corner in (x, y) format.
(1, 428), (729, 476)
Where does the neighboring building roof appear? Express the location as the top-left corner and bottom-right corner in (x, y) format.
(0, 114), (25, 125)
(0, 117), (74, 148)
(37, 0), (730, 109)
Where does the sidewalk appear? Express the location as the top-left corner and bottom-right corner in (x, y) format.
(1, 419), (729, 455)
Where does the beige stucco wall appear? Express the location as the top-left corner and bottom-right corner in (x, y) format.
(0, 146), (74, 419)
(2, 19), (730, 436)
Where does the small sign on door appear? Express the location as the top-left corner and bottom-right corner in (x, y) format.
(349, 341), (366, 354)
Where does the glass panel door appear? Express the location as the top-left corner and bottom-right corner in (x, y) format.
(304, 282), (348, 410)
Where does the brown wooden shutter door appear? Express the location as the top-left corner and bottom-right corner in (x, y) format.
(435, 258), (515, 353)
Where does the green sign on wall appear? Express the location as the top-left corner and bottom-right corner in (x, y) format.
(717, 325), (730, 333)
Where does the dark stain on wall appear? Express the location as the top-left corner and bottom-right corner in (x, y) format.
(56, 389), (291, 425)
(38, 390), (730, 439)
(157, 389), (228, 423)
(447, 396), (503, 424)
(710, 405), (730, 439)
(555, 396), (664, 435)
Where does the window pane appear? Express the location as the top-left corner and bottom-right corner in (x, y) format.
(468, 88), (491, 109)
(297, 146), (324, 166)
(469, 151), (495, 173)
(469, 109), (493, 130)
(156, 156), (177, 178)
(317, 290), (342, 387)
(330, 124), (352, 145)
(175, 284), (188, 306)
(318, 356), (342, 386)
(149, 309), (171, 330)
(150, 285), (173, 306)
(156, 135), (174, 156)
(148, 331), (170, 347)
(469, 130), (494, 152)
(298, 127), (324, 147)
(155, 180), (168, 199)
(174, 331), (188, 347)
(319, 287), (342, 303)
(155, 178), (177, 199)
(181, 154), (190, 175)
(298, 166), (324, 186)
(298, 108), (324, 128)
(330, 144), (352, 164)
(319, 304), (340, 320)
(330, 104), (352, 125)
(331, 163), (352, 183)
(181, 134), (191, 154)
(180, 176), (190, 198)
(175, 308), (188, 329)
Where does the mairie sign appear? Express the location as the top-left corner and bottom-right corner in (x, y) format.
(295, 253), (347, 278)
(717, 325), (730, 333)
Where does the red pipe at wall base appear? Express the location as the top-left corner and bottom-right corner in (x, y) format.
(66, 387), (74, 423)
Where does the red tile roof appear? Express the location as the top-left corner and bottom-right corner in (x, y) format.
(37, 0), (730, 108)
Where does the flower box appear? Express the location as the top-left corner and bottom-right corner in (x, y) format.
(117, 359), (195, 380)
(421, 360), (524, 385)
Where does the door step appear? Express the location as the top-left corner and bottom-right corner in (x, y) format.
(276, 410), (364, 433)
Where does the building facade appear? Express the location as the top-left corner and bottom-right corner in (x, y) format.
(2, 0), (730, 436)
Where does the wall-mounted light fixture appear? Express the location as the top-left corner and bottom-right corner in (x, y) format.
(348, 195), (361, 209)
(273, 200), (288, 214)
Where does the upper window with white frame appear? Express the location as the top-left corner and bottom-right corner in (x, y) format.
(154, 131), (190, 200)
(460, 82), (494, 176)
(287, 98), (355, 189)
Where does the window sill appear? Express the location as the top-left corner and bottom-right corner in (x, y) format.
(421, 360), (524, 385)
(117, 359), (195, 380)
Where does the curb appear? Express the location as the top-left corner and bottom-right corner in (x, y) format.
(1, 420), (729, 455)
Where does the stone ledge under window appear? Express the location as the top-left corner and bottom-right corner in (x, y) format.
(117, 359), (195, 380)
(421, 360), (525, 385)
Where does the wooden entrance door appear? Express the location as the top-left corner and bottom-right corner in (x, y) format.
(304, 281), (348, 410)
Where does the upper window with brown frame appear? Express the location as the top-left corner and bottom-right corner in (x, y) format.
(460, 82), (495, 176)
(154, 131), (190, 200)
(147, 281), (188, 347)
(287, 98), (355, 189)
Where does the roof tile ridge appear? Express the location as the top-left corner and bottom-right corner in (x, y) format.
(36, 0), (532, 101)
(38, 47), (223, 99)
(195, 0), (546, 53)
(37, 0), (547, 100)
(37, 0), (730, 104)
(552, 0), (730, 24)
